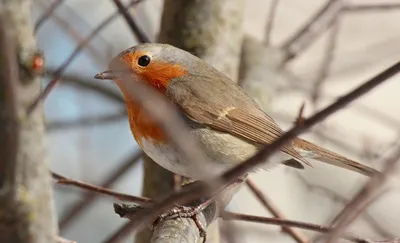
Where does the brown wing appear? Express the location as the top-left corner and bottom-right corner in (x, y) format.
(166, 72), (310, 167)
(211, 107), (311, 166)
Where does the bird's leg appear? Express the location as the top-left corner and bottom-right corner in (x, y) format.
(153, 197), (213, 242)
(153, 176), (247, 243)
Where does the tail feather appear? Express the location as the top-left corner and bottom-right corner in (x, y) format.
(294, 138), (379, 177)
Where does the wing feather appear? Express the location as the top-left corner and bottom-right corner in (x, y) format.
(167, 71), (311, 167)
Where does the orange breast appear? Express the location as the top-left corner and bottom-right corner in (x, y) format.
(125, 101), (168, 148)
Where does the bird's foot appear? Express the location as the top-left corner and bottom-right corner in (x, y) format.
(153, 204), (208, 243)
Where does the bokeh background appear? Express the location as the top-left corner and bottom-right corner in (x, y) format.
(31, 0), (400, 242)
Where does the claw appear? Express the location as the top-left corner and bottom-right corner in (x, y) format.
(153, 205), (207, 242)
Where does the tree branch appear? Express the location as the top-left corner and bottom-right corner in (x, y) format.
(34, 0), (65, 32)
(46, 110), (126, 131)
(246, 180), (309, 243)
(27, 0), (145, 115)
(222, 212), (399, 243)
(325, 146), (400, 243)
(263, 0), (280, 45)
(51, 171), (150, 204)
(112, 0), (151, 43)
(280, 0), (344, 63)
(58, 152), (142, 230)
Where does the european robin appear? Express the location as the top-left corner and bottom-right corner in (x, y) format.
(94, 43), (378, 179)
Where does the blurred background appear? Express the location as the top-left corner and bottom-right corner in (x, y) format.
(31, 0), (400, 242)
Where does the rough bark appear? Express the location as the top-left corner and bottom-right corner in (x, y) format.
(136, 0), (245, 242)
(135, 155), (175, 243)
(0, 0), (58, 242)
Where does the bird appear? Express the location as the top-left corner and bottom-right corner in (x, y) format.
(94, 43), (379, 179)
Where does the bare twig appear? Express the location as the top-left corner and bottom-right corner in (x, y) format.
(222, 212), (399, 243)
(112, 0), (151, 43)
(51, 171), (150, 204)
(296, 175), (395, 238)
(280, 0), (344, 63)
(264, 0), (280, 45)
(310, 15), (339, 108)
(59, 152), (143, 230)
(246, 179), (309, 243)
(114, 59), (400, 233)
(27, 0), (144, 115)
(344, 3), (400, 12)
(34, 0), (65, 32)
(282, 79), (400, 130)
(294, 102), (306, 125)
(44, 70), (124, 103)
(35, 0), (108, 64)
(325, 147), (400, 243)
(46, 110), (126, 131)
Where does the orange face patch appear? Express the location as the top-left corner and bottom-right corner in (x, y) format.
(119, 51), (188, 93)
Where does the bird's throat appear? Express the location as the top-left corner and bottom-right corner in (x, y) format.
(125, 101), (168, 146)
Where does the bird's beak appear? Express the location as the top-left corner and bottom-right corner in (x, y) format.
(94, 70), (116, 80)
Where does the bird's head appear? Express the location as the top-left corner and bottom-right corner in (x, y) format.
(94, 43), (209, 101)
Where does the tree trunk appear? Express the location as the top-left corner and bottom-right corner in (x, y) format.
(0, 1), (58, 242)
(135, 1), (245, 243)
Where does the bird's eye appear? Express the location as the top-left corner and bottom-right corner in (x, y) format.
(138, 55), (151, 67)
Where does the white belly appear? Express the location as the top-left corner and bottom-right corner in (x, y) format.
(139, 127), (294, 179)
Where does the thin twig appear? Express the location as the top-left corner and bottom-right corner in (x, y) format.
(115, 59), (400, 233)
(112, 0), (151, 43)
(27, 0), (144, 115)
(222, 212), (399, 243)
(46, 110), (126, 131)
(58, 152), (143, 230)
(35, 0), (108, 65)
(344, 3), (400, 12)
(44, 70), (124, 103)
(310, 14), (339, 108)
(281, 80), (400, 130)
(294, 102), (306, 125)
(51, 171), (150, 204)
(263, 0), (280, 45)
(325, 147), (400, 243)
(280, 0), (344, 63)
(246, 179), (309, 243)
(296, 174), (395, 239)
(34, 0), (65, 32)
